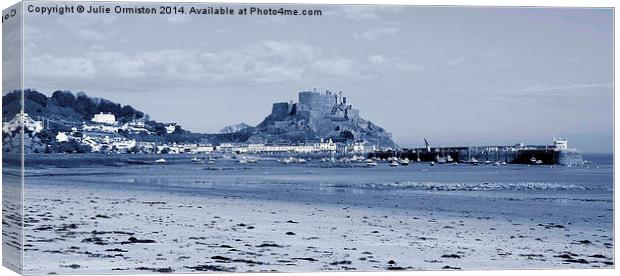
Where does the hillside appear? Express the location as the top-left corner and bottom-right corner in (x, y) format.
(2, 90), (145, 125)
(220, 123), (252, 134)
(3, 89), (397, 148)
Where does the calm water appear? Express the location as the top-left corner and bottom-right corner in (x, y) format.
(583, 153), (614, 165)
(15, 153), (613, 231)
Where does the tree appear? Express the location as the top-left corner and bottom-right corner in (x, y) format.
(119, 105), (143, 121)
(54, 140), (91, 153)
(98, 100), (122, 115)
(51, 91), (76, 107)
(75, 93), (98, 120)
(153, 123), (167, 136)
(35, 129), (55, 144)
(24, 89), (48, 107)
(2, 90), (19, 108)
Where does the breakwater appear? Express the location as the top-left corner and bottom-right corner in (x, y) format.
(368, 145), (583, 166)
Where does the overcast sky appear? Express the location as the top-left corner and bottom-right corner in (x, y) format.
(20, 3), (613, 152)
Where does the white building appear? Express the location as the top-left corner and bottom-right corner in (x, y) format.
(2, 113), (44, 135)
(82, 122), (120, 133)
(318, 138), (337, 151)
(553, 138), (568, 150)
(129, 119), (146, 128)
(80, 135), (111, 152)
(350, 141), (376, 153)
(175, 143), (215, 154)
(230, 139), (337, 154)
(195, 144), (214, 154)
(137, 141), (156, 153)
(77, 132), (136, 153)
(120, 122), (150, 134)
(92, 112), (117, 125)
(164, 123), (179, 134)
(111, 139), (137, 152)
(216, 143), (236, 153)
(56, 132), (69, 142)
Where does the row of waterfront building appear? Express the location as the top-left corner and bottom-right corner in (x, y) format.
(61, 130), (374, 154)
(60, 132), (375, 155)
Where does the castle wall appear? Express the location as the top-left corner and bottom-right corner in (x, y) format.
(348, 109), (360, 121)
(270, 102), (290, 120)
(298, 91), (337, 115)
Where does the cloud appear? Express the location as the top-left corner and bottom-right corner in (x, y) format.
(341, 6), (379, 20)
(24, 25), (52, 40)
(26, 41), (368, 85)
(354, 25), (400, 41)
(87, 51), (147, 78)
(77, 29), (113, 41)
(191, 41), (361, 83)
(256, 15), (289, 25)
(54, 16), (118, 42)
(510, 82), (613, 94)
(164, 15), (190, 24)
(56, 13), (118, 26)
(448, 51), (500, 66)
(26, 54), (96, 79)
(368, 54), (387, 64)
(339, 6), (402, 20)
(25, 41), (428, 88)
(494, 82), (613, 101)
(442, 51), (512, 75)
(368, 54), (426, 72)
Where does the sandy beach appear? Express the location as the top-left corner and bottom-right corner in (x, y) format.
(11, 159), (612, 274)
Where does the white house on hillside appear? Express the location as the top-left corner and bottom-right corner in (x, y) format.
(56, 132), (69, 142)
(2, 113), (44, 135)
(92, 112), (117, 125)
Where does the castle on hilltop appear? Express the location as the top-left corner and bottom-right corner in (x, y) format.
(252, 90), (396, 148)
(298, 90), (359, 120)
(269, 90), (360, 121)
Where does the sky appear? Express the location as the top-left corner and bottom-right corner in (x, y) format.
(18, 2), (614, 152)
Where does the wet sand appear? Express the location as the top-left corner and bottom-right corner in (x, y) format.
(18, 182), (614, 274)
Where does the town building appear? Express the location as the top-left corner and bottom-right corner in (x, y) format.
(165, 123), (178, 134)
(82, 122), (120, 133)
(121, 120), (151, 134)
(349, 141), (377, 153)
(92, 112), (117, 125)
(2, 113), (44, 135)
(78, 131), (137, 153)
(55, 132), (69, 142)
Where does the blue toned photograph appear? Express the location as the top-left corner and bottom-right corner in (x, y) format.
(1, 1), (614, 274)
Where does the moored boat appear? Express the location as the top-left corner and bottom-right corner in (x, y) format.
(127, 159), (153, 165)
(436, 155), (447, 164)
(191, 157), (205, 164)
(468, 157), (479, 165)
(398, 158), (410, 166)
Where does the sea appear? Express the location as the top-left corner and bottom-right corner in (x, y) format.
(8, 153), (613, 228)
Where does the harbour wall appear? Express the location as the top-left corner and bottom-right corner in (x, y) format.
(368, 146), (583, 166)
